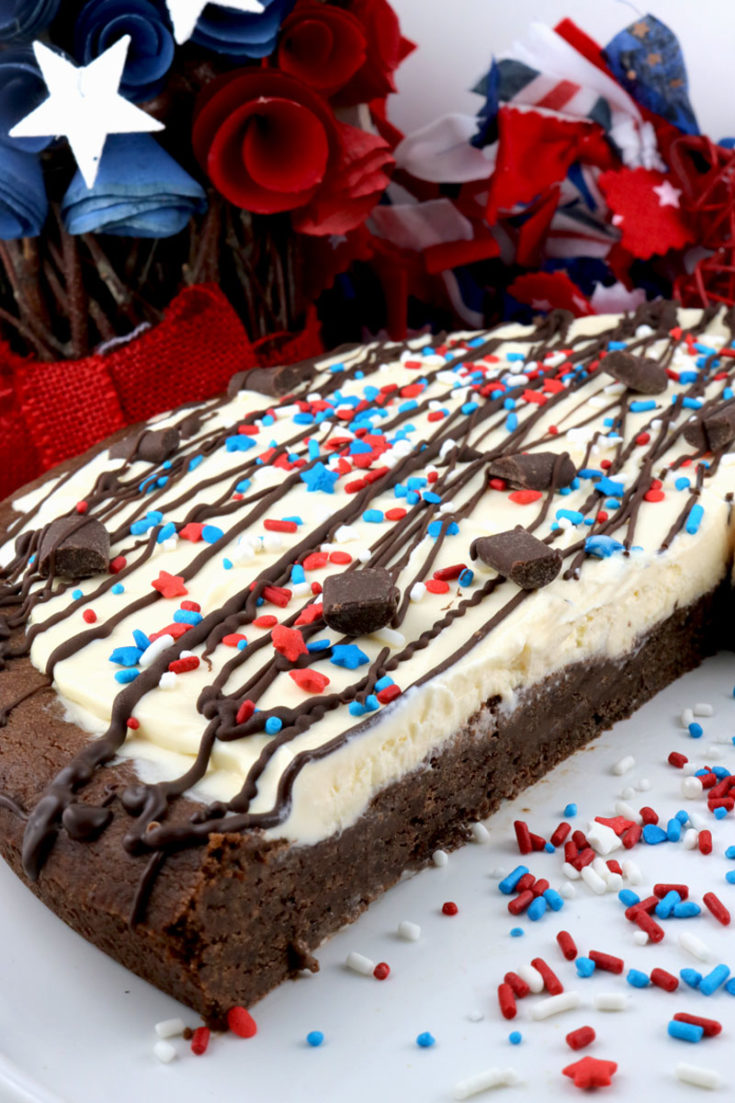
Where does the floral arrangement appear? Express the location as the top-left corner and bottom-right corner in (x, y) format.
(379, 14), (735, 332)
(0, 0), (412, 361)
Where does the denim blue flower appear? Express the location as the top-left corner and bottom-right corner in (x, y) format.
(75, 0), (175, 102)
(0, 144), (47, 237)
(192, 0), (295, 59)
(61, 133), (206, 238)
(0, 47), (52, 152)
(0, 0), (60, 42)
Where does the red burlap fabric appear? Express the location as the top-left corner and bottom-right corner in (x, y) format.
(0, 283), (323, 501)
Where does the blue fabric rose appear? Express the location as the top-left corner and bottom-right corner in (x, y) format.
(75, 0), (175, 102)
(0, 0), (60, 42)
(61, 133), (207, 238)
(0, 48), (49, 237)
(192, 0), (295, 58)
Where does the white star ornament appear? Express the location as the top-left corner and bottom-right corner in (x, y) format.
(9, 37), (163, 190)
(165, 0), (266, 46)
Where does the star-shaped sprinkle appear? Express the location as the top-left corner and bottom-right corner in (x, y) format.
(165, 0), (265, 45)
(300, 462), (340, 494)
(9, 38), (163, 189)
(653, 179), (682, 208)
(152, 570), (188, 599)
(563, 1057), (618, 1089)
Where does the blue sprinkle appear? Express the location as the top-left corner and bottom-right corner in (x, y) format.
(543, 888), (564, 912)
(724, 387), (734, 400)
(688, 722), (703, 739)
(503, 397), (516, 411)
(544, 842), (556, 854)
(626, 969), (650, 988)
(306, 1031), (324, 1047)
(174, 609), (202, 626)
(458, 568), (474, 588)
(223, 559), (233, 571)
(564, 803), (577, 818)
(678, 371), (698, 384)
(427, 520), (459, 538)
(375, 676), (393, 692)
(237, 639), (248, 650)
(461, 402), (479, 416)
(416, 1032), (435, 1049)
(265, 716), (283, 735)
(505, 412), (518, 432)
(156, 477), (168, 489)
(724, 870), (735, 885)
(607, 340), (627, 351)
(725, 845), (735, 859)
(668, 1020), (703, 1043)
(406, 491), (420, 506)
(596, 476), (625, 497)
(261, 415), (275, 427)
(630, 400), (656, 413)
(642, 823), (667, 845)
(575, 957), (596, 979)
(499, 866), (529, 895)
(585, 535), (624, 558)
(655, 890), (681, 918)
(111, 583), (124, 595)
(506, 351), (526, 361)
(726, 978), (735, 996)
(714, 806), (728, 820)
(293, 412), (314, 425)
(699, 964), (730, 996)
(510, 928), (524, 938)
(407, 476), (427, 490)
(307, 639), (331, 653)
(398, 399), (418, 414)
(133, 629), (150, 651)
(528, 896), (547, 922)
(349, 440), (372, 455)
(676, 809), (690, 824)
(201, 525), (224, 544)
(363, 509), (384, 523)
(236, 479), (251, 494)
(188, 455), (203, 472)
(307, 440), (320, 461)
(604, 497), (621, 510)
(680, 968), (702, 989)
(681, 396), (703, 410)
(291, 564), (306, 585)
(508, 1031), (522, 1045)
(114, 669), (139, 684)
(109, 646), (142, 667)
(423, 492), (442, 504)
(156, 522), (176, 544)
(225, 435), (256, 452)
(72, 588), (83, 600)
(713, 767), (731, 778)
(673, 902), (701, 918)
(556, 509), (584, 525)
(300, 462), (339, 495)
(686, 504), (704, 536)
(667, 818), (682, 842)
(330, 644), (369, 670)
(618, 889), (640, 908)
(675, 476), (691, 491)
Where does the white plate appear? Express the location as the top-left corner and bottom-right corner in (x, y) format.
(1, 654), (734, 1102)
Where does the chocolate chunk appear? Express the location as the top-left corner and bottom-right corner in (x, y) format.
(228, 361), (315, 400)
(487, 451), (576, 490)
(323, 568), (399, 635)
(179, 414), (202, 438)
(38, 516), (110, 578)
(470, 529), (562, 590)
(601, 351), (668, 394)
(62, 803), (112, 841)
(683, 405), (735, 452)
(110, 427), (179, 464)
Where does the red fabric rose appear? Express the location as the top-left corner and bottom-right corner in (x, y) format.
(277, 1), (367, 97)
(332, 0), (415, 107)
(192, 69), (393, 235)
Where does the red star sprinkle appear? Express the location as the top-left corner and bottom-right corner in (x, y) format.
(289, 668), (330, 693)
(272, 624), (308, 663)
(151, 570), (188, 599)
(563, 1056), (618, 1089)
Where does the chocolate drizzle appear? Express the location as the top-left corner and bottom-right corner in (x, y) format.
(2, 303), (734, 922)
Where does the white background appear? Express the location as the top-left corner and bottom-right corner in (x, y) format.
(389, 0), (735, 141)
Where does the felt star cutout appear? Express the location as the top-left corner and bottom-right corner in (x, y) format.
(598, 168), (695, 260)
(9, 38), (163, 190)
(563, 1056), (618, 1089)
(653, 179), (682, 208)
(509, 272), (592, 317)
(165, 0), (265, 45)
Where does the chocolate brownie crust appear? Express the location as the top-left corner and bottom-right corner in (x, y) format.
(0, 578), (728, 1023)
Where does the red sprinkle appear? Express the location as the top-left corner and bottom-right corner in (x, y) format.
(508, 891), (533, 916)
(169, 656), (200, 674)
(373, 962), (390, 981)
(650, 967), (679, 992)
(572, 830), (589, 850)
(253, 615), (278, 628)
(180, 600), (201, 612)
(126, 717), (139, 730)
(151, 570), (188, 599)
(385, 508), (407, 521)
(235, 700), (255, 725)
(497, 982), (517, 1021)
(289, 668), (330, 694)
(622, 823), (642, 849)
(222, 633), (247, 648)
(376, 684), (401, 704)
(179, 523), (204, 542)
(426, 579), (450, 594)
(504, 971), (530, 998)
(264, 519), (298, 533)
(262, 584), (292, 607)
(531, 878), (550, 897)
(566, 1025), (595, 1051)
(227, 1007), (257, 1038)
(488, 477), (507, 491)
(550, 822), (571, 847)
(668, 751), (688, 768)
(653, 883), (689, 900)
(634, 911), (665, 943)
(515, 873), (535, 892)
(588, 950), (624, 975)
(556, 930), (578, 961)
(639, 806), (658, 825)
(442, 901), (458, 916)
(303, 552), (329, 571)
(109, 555), (127, 574)
(673, 1013), (722, 1037)
(82, 609), (96, 624)
(514, 820), (532, 855)
(703, 892), (731, 926)
(531, 957), (564, 995)
(271, 625), (307, 662)
(508, 489), (543, 505)
(434, 564), (465, 581)
(606, 860), (623, 876)
(329, 551), (352, 565)
(574, 848), (596, 870)
(625, 896), (658, 920)
(529, 832), (547, 852)
(191, 1027), (210, 1056)
(699, 830), (713, 855)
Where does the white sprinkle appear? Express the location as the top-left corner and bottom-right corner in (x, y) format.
(694, 703), (714, 717)
(682, 762), (698, 776)
(678, 932), (713, 963)
(681, 708), (695, 728)
(438, 499), (456, 514)
(635, 777), (651, 792)
(706, 745), (722, 760)
(606, 873), (624, 894)
(618, 786), (636, 800)
(614, 800), (641, 823)
(334, 524), (359, 544)
(345, 951), (375, 976)
(518, 964), (544, 995)
(682, 777), (703, 799)
(683, 828), (699, 850)
(291, 581), (311, 597)
(161, 536), (178, 552)
(453, 1067), (519, 1099)
(586, 822), (621, 856)
(675, 1063), (721, 1090)
(410, 582), (427, 603)
(139, 634), (175, 669)
(633, 930), (649, 946)
(398, 920), (421, 941)
(263, 532), (283, 553)
(591, 857), (609, 879)
(432, 849), (448, 867)
(467, 1011), (484, 1023)
(357, 547), (372, 564)
(560, 882), (577, 900)
(439, 438), (458, 459)
(621, 859), (642, 885)
(158, 671), (178, 691)
(155, 1018), (185, 1039)
(611, 754), (635, 776)
(581, 865), (607, 895)
(594, 992), (628, 1012)
(530, 992), (582, 1020)
(153, 1040), (177, 1063)
(689, 811), (707, 830)
(489, 867), (506, 880)
(370, 626), (406, 649)
(635, 324), (655, 338)
(470, 822), (490, 844)
(562, 862), (581, 881)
